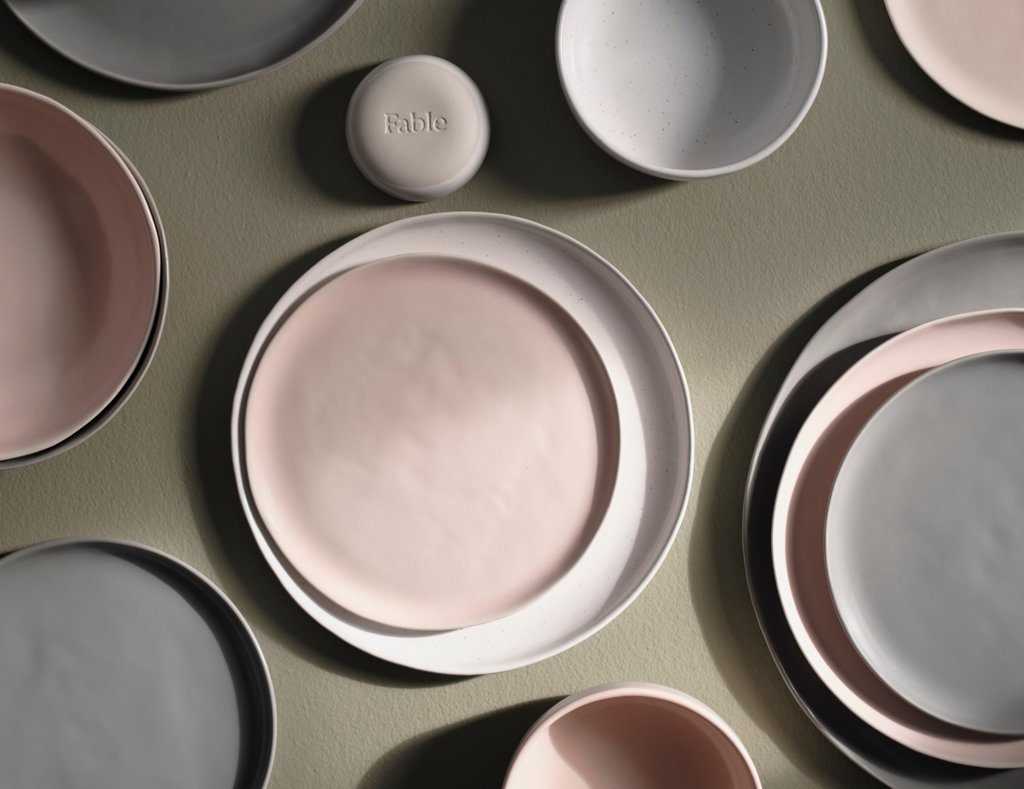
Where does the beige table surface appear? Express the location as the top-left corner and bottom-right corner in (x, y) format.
(2, 1), (1023, 786)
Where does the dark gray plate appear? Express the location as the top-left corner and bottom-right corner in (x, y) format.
(0, 539), (275, 789)
(744, 233), (1024, 786)
(5, 0), (364, 90)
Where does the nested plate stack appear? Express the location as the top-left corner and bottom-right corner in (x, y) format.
(0, 84), (167, 467)
(746, 233), (1024, 787)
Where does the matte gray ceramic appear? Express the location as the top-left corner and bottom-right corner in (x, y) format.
(0, 540), (275, 789)
(828, 351), (1024, 736)
(744, 232), (1024, 785)
(5, 0), (364, 90)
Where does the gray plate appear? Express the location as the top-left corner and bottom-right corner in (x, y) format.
(827, 351), (1024, 736)
(5, 0), (364, 90)
(744, 233), (1024, 786)
(0, 539), (275, 789)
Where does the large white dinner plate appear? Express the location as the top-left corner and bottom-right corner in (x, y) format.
(745, 233), (1024, 785)
(828, 350), (1024, 736)
(0, 85), (161, 466)
(5, 0), (364, 90)
(885, 0), (1024, 129)
(0, 539), (275, 789)
(232, 212), (693, 674)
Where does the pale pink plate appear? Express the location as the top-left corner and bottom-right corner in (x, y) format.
(885, 0), (1024, 129)
(772, 309), (1024, 767)
(243, 254), (619, 632)
(0, 85), (160, 462)
(503, 683), (760, 789)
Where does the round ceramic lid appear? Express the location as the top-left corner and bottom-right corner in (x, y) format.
(346, 56), (489, 201)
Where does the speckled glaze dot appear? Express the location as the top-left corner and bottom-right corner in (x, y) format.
(346, 55), (489, 201)
(556, 0), (827, 179)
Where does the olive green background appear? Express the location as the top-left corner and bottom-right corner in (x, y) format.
(1, 1), (1022, 786)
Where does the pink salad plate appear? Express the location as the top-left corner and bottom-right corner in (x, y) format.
(0, 84), (161, 465)
(772, 309), (1024, 767)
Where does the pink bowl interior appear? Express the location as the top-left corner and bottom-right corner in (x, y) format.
(505, 689), (759, 789)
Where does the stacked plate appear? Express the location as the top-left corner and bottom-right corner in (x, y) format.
(746, 233), (1024, 786)
(0, 84), (167, 468)
(231, 212), (694, 674)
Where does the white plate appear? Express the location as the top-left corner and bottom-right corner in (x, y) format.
(885, 0), (1024, 129)
(232, 212), (692, 674)
(828, 350), (1024, 736)
(774, 310), (1024, 766)
(556, 0), (826, 179)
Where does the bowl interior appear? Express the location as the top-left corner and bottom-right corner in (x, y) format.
(558, 0), (824, 175)
(506, 694), (758, 789)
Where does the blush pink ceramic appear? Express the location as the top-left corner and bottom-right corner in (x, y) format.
(504, 683), (760, 789)
(886, 0), (1024, 129)
(244, 255), (618, 632)
(772, 309), (1024, 766)
(0, 85), (159, 461)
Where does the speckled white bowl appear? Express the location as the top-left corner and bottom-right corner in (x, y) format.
(557, 0), (827, 179)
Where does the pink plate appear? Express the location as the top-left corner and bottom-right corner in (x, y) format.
(772, 309), (1024, 766)
(0, 85), (159, 461)
(243, 255), (619, 632)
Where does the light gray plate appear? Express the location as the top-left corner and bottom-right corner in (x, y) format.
(0, 539), (275, 789)
(744, 232), (1024, 786)
(827, 351), (1024, 736)
(5, 0), (364, 90)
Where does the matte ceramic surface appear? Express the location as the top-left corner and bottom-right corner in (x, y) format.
(3, 130), (170, 468)
(885, 0), (1024, 130)
(346, 56), (489, 201)
(4, 0), (364, 90)
(0, 539), (275, 789)
(828, 351), (1024, 736)
(244, 255), (618, 631)
(504, 683), (760, 789)
(556, 0), (826, 179)
(233, 212), (693, 673)
(0, 85), (160, 463)
(745, 233), (1024, 786)
(773, 310), (1024, 767)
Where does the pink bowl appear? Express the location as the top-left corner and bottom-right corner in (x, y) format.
(504, 683), (760, 789)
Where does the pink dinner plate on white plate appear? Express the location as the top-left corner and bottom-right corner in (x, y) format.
(0, 85), (160, 464)
(233, 212), (693, 674)
(772, 309), (1024, 767)
(885, 0), (1024, 129)
(503, 683), (760, 789)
